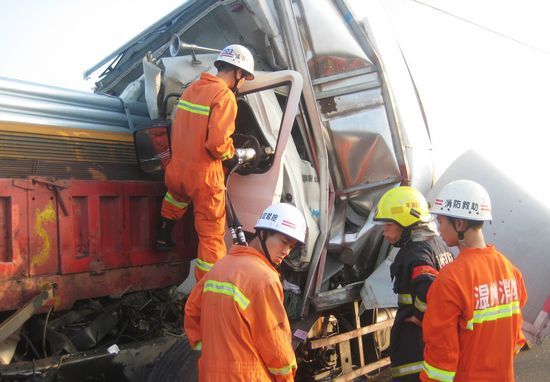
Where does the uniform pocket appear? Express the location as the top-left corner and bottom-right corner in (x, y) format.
(204, 169), (226, 190)
(203, 170), (226, 216)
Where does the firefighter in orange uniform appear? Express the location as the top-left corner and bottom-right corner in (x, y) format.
(374, 186), (453, 381)
(184, 203), (306, 381)
(421, 180), (527, 382)
(155, 44), (255, 281)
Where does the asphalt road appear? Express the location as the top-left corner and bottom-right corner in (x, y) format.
(371, 339), (549, 381)
(514, 339), (550, 381)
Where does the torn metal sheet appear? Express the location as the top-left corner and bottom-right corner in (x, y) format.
(361, 247), (398, 309)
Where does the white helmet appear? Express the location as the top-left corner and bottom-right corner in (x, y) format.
(431, 179), (492, 221)
(214, 44), (255, 80)
(255, 203), (307, 244)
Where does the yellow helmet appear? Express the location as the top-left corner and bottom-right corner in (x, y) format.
(374, 186), (432, 228)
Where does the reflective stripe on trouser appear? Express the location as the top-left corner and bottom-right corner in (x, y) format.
(161, 191), (190, 220)
(390, 312), (424, 381)
(162, 164), (227, 282)
(192, 184), (226, 281)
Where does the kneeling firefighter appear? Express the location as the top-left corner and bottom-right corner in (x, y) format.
(374, 186), (454, 381)
(155, 44), (255, 281)
(184, 203), (307, 381)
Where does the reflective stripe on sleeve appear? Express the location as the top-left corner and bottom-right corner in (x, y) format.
(414, 296), (427, 312)
(164, 192), (189, 210)
(268, 360), (297, 376)
(422, 361), (455, 382)
(203, 280), (250, 310)
(466, 300), (521, 330)
(391, 360), (423, 377)
(195, 258), (214, 273)
(177, 100), (210, 116)
(221, 150), (232, 161)
(398, 293), (413, 304)
(193, 341), (202, 351)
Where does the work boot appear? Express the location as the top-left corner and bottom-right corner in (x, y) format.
(155, 217), (176, 252)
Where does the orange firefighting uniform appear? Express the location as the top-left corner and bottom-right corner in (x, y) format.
(184, 245), (297, 381)
(161, 72), (236, 281)
(420, 245), (527, 382)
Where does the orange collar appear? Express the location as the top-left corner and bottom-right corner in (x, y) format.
(200, 72), (228, 87)
(228, 245), (280, 274)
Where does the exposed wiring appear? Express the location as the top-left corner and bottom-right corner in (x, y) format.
(52, 354), (69, 382)
(411, 0), (550, 55)
(20, 332), (41, 359)
(42, 306), (54, 358)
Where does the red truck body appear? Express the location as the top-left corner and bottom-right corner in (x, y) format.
(0, 177), (195, 312)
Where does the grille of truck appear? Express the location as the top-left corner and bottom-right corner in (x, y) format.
(0, 123), (143, 180)
(0, 76), (153, 180)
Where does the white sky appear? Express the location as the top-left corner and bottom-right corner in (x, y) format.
(0, 0), (184, 91)
(1, 0), (547, 91)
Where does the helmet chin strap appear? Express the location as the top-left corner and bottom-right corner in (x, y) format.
(451, 218), (468, 241)
(259, 230), (278, 268)
(393, 228), (412, 248)
(231, 69), (242, 95)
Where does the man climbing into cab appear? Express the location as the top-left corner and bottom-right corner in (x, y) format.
(155, 44), (255, 281)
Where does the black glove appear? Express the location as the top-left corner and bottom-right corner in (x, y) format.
(222, 155), (238, 169)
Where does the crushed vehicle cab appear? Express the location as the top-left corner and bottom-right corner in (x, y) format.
(1, 0), (548, 381)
